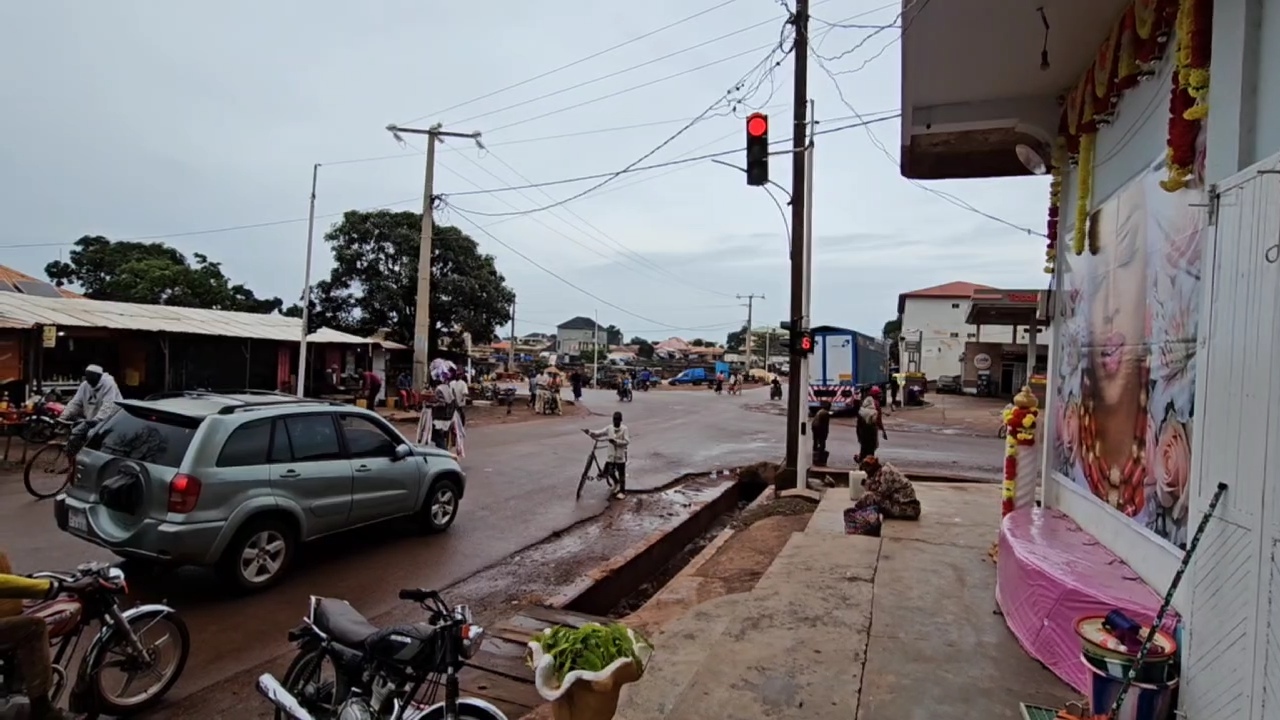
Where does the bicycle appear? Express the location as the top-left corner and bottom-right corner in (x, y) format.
(24, 419), (87, 500)
(575, 434), (621, 500)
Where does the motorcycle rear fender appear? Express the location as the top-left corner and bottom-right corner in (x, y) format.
(412, 696), (508, 720)
(71, 603), (179, 712)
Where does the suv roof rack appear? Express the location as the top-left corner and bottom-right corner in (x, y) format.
(136, 389), (347, 415)
(216, 398), (346, 415)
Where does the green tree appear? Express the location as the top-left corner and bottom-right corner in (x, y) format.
(294, 210), (515, 352)
(690, 338), (706, 347)
(882, 316), (903, 366)
(726, 325), (747, 350)
(45, 235), (283, 312)
(628, 336), (647, 346)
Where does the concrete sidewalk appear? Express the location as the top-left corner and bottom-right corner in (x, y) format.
(617, 483), (1074, 719)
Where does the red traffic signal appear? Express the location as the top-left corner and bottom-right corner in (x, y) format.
(745, 113), (769, 186)
(746, 113), (768, 138)
(799, 332), (814, 353)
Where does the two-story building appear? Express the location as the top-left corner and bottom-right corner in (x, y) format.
(554, 317), (620, 359)
(898, 281), (1048, 389)
(901, 0), (1280, 715)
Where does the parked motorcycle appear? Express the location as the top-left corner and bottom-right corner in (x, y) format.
(0, 561), (190, 718)
(258, 589), (506, 720)
(21, 392), (67, 444)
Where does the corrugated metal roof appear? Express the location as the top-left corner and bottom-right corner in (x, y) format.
(0, 292), (300, 340)
(0, 292), (382, 346)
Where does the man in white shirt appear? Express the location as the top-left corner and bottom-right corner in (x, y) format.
(449, 372), (469, 425)
(584, 411), (630, 499)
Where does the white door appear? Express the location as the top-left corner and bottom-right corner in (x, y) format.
(1183, 154), (1280, 720)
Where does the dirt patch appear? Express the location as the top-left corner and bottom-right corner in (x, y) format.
(734, 495), (819, 528)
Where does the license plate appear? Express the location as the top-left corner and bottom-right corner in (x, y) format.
(67, 508), (88, 534)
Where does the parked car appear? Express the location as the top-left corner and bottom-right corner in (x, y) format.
(935, 375), (963, 394)
(668, 367), (711, 385)
(54, 390), (466, 592)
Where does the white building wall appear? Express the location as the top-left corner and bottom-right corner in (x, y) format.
(900, 296), (1040, 379)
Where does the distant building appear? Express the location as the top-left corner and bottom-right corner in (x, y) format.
(555, 316), (621, 359)
(0, 264), (84, 299)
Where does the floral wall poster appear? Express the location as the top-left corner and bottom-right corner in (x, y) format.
(1052, 155), (1206, 550)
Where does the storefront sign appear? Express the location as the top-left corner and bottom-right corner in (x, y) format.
(41, 326), (57, 348)
(973, 353), (992, 371)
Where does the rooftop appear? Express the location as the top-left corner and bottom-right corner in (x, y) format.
(0, 264), (83, 300)
(556, 316), (600, 331)
(897, 281), (995, 314)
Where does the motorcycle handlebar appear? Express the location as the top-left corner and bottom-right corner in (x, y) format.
(398, 588), (439, 603)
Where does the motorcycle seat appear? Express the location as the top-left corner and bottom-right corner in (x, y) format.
(314, 598), (379, 646)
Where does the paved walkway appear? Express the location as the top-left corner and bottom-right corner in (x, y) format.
(617, 483), (1074, 719)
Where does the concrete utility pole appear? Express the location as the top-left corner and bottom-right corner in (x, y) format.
(508, 299), (516, 373)
(296, 163), (320, 397)
(593, 308), (601, 387)
(738, 294), (764, 368)
(385, 123), (483, 392)
(783, 0), (811, 488)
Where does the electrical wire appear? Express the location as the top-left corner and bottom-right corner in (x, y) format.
(396, 0), (742, 126)
(438, 109), (900, 200)
(0, 112), (900, 251)
(446, 207), (697, 330)
(473, 146), (739, 298)
(449, 35), (795, 218)
(448, 12), (799, 128)
(809, 46), (1045, 238)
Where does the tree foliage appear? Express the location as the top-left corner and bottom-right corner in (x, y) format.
(882, 316), (903, 365)
(45, 236), (283, 312)
(293, 210), (515, 352)
(726, 325), (747, 350)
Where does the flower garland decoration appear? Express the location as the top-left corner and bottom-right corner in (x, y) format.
(1001, 389), (1040, 516)
(1160, 0), (1213, 191)
(1073, 131), (1096, 255)
(1044, 139), (1066, 274)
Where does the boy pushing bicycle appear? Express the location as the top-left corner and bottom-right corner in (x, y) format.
(583, 411), (630, 499)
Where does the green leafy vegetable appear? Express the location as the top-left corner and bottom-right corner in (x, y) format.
(529, 623), (651, 682)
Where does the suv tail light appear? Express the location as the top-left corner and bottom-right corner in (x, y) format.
(168, 474), (202, 513)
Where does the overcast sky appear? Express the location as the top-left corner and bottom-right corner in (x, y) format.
(1, 0), (1048, 344)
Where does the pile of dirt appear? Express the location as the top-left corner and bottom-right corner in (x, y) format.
(733, 495), (818, 529)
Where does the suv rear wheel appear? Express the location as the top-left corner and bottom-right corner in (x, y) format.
(218, 517), (296, 592)
(420, 478), (460, 534)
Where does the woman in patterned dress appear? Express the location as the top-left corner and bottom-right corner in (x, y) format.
(854, 455), (922, 520)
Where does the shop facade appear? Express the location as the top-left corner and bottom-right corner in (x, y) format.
(901, 0), (1280, 715)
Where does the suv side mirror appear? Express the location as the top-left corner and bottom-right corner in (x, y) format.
(393, 443), (413, 461)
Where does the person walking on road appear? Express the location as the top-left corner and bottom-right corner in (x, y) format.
(449, 371), (469, 426)
(360, 367), (382, 410)
(584, 411), (630, 500)
(888, 374), (901, 410)
(855, 387), (888, 462)
(570, 370), (583, 402)
(811, 401), (831, 466)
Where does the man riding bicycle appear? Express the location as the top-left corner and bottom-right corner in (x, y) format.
(1, 551), (93, 719)
(583, 411), (630, 500)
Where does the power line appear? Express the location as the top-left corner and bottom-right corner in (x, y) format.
(0, 112), (899, 252)
(476, 146), (739, 299)
(440, 109), (900, 201)
(808, 25), (1045, 238)
(449, 11), (798, 129)
(448, 207), (693, 330)
(452, 36), (795, 218)
(397, 0), (741, 126)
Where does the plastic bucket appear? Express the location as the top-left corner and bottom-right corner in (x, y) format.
(1081, 643), (1174, 684)
(1081, 656), (1177, 720)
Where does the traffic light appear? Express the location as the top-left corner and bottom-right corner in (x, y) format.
(797, 330), (815, 354)
(745, 112), (769, 186)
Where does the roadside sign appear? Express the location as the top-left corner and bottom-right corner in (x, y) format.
(41, 326), (57, 348)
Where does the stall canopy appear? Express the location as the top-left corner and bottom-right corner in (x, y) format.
(0, 291), (389, 346)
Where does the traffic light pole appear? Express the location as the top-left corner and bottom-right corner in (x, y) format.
(783, 0), (810, 489)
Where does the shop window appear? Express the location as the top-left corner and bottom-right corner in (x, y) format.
(967, 333), (976, 339)
(951, 303), (961, 309)
(949, 332), (960, 338)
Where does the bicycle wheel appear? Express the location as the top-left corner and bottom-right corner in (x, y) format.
(25, 443), (72, 499)
(576, 454), (595, 500)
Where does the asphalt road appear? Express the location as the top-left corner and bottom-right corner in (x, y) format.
(0, 385), (1001, 709)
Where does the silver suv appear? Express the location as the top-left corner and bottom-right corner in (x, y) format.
(53, 391), (466, 592)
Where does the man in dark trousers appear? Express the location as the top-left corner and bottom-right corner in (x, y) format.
(811, 401), (831, 466)
(888, 374), (901, 409)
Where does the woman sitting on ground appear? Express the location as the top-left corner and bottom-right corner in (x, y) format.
(853, 455), (922, 521)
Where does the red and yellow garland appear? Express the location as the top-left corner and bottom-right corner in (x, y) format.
(1043, 0), (1212, 270)
(1044, 139), (1066, 274)
(1001, 399), (1039, 516)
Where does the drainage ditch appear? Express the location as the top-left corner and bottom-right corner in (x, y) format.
(603, 479), (767, 618)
